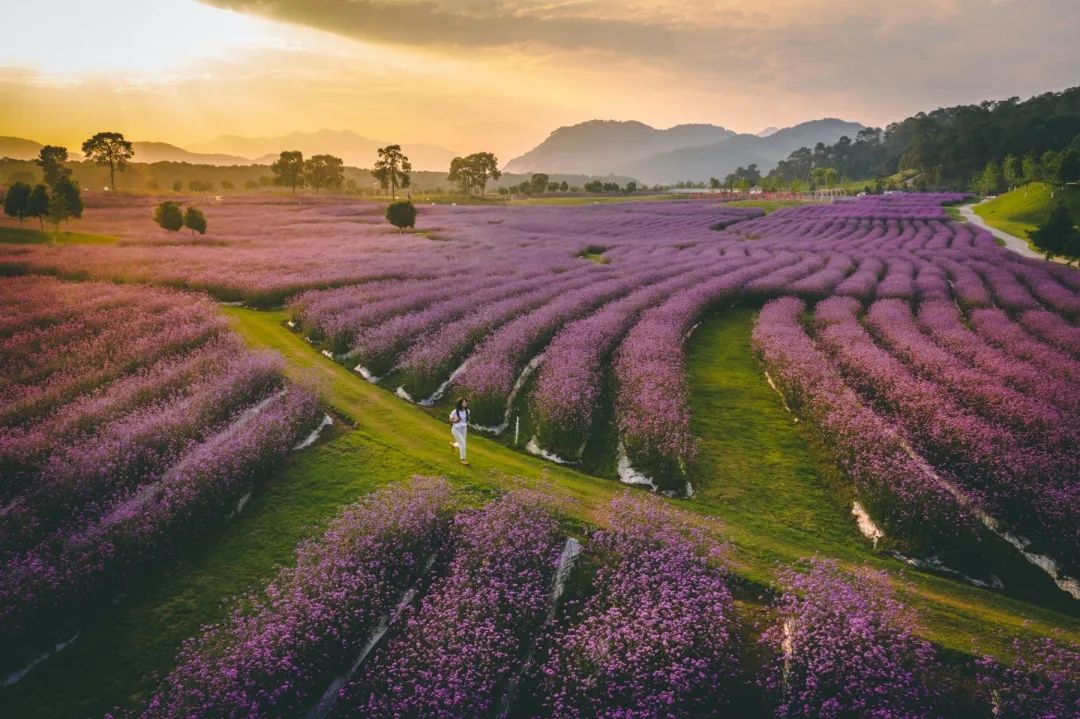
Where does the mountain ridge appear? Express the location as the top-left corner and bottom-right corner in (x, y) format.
(506, 117), (865, 183)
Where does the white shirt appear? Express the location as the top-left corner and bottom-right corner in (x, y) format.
(450, 408), (469, 429)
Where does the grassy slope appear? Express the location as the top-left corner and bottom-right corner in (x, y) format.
(2, 307), (1076, 718)
(974, 182), (1080, 240)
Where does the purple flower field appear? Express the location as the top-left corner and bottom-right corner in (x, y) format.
(0, 277), (321, 651)
(0, 190), (1077, 716)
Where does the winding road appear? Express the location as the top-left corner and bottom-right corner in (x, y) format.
(958, 202), (1042, 259)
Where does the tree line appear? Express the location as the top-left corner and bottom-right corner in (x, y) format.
(763, 86), (1080, 191)
(2, 145), (86, 234)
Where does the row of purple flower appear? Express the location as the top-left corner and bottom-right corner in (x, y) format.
(125, 478), (1077, 719)
(0, 277), (322, 655)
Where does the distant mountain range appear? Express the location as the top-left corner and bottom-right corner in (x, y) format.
(3, 118), (864, 183)
(505, 118), (865, 183)
(0, 131), (459, 171)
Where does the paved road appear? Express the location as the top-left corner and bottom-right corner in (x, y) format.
(957, 202), (1043, 260)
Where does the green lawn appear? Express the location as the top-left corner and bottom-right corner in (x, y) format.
(724, 199), (809, 214)
(1, 306), (1076, 718)
(974, 182), (1080, 240)
(0, 225), (117, 245)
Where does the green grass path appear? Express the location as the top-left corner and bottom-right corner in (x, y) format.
(1, 306), (1076, 718)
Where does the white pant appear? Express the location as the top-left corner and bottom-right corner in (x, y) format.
(451, 425), (467, 460)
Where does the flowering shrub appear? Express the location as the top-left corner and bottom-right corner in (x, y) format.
(753, 298), (964, 549)
(975, 636), (1080, 719)
(0, 277), (323, 648)
(530, 493), (737, 718)
(136, 476), (453, 719)
(762, 559), (942, 718)
(0, 387), (321, 647)
(339, 491), (564, 718)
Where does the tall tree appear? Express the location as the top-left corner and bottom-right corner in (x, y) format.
(81, 132), (134, 190)
(26, 184), (50, 230)
(976, 160), (1006, 195)
(36, 146), (71, 187)
(372, 145), (412, 199)
(303, 154), (345, 193)
(1021, 154), (1040, 184)
(271, 151), (305, 193)
(3, 181), (32, 222)
(1002, 154), (1023, 189)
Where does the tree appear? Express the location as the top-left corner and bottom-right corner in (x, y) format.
(385, 200), (417, 231)
(372, 145), (411, 199)
(172, 180), (183, 192)
(51, 177), (83, 221)
(304, 154), (345, 193)
(36, 145), (71, 187)
(1030, 201), (1079, 261)
(154, 200), (184, 232)
(583, 180), (603, 193)
(1054, 148), (1080, 186)
(559, 181), (568, 192)
(447, 152), (500, 196)
(1002, 154), (1023, 189)
(3, 181), (31, 222)
(27, 184), (50, 229)
(271, 151), (305, 193)
(625, 181), (637, 194)
(81, 132), (134, 190)
(46, 193), (72, 238)
(220, 180), (235, 191)
(1021, 154), (1040, 184)
(975, 160), (1006, 195)
(184, 206), (207, 236)
(529, 173), (550, 195)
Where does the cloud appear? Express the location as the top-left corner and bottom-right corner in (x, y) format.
(1, 0), (1076, 159)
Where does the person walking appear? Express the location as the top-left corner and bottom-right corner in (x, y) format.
(449, 397), (470, 465)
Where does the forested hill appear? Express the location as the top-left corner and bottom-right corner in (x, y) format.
(767, 86), (1080, 189)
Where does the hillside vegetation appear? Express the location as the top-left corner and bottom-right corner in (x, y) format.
(974, 182), (1080, 239)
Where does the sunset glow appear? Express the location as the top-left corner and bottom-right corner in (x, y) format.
(2, 0), (1077, 159)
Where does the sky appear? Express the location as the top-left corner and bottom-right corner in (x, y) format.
(1, 0), (1078, 162)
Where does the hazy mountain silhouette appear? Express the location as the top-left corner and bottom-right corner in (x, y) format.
(505, 118), (865, 183)
(0, 136), (46, 161)
(504, 121), (736, 175)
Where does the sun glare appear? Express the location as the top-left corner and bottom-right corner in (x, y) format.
(0, 0), (284, 77)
